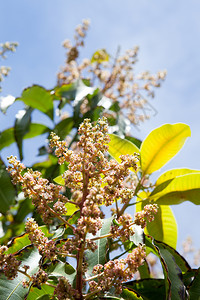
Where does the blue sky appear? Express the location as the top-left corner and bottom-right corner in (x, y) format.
(1, 0), (200, 260)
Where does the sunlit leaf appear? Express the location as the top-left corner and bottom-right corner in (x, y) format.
(17, 85), (54, 120)
(91, 49), (110, 63)
(26, 284), (54, 300)
(53, 175), (65, 185)
(136, 192), (177, 249)
(121, 288), (143, 299)
(140, 123), (191, 175)
(156, 168), (200, 186)
(108, 134), (140, 168)
(149, 173), (200, 205)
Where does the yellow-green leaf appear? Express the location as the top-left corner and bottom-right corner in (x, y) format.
(136, 192), (177, 249)
(91, 49), (110, 63)
(140, 123), (191, 175)
(54, 174), (65, 185)
(108, 134), (140, 167)
(150, 173), (200, 205)
(156, 168), (200, 186)
(65, 202), (79, 216)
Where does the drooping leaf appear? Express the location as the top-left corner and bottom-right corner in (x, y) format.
(14, 107), (33, 160)
(140, 123), (191, 175)
(154, 240), (186, 299)
(0, 159), (16, 214)
(145, 235), (170, 299)
(0, 246), (41, 300)
(17, 85), (54, 120)
(108, 134), (140, 167)
(123, 279), (165, 300)
(85, 217), (113, 277)
(149, 173), (200, 205)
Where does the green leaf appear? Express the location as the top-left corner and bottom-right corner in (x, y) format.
(188, 268), (200, 299)
(149, 173), (200, 205)
(0, 160), (16, 214)
(0, 246), (41, 300)
(17, 85), (54, 120)
(65, 202), (79, 216)
(108, 134), (140, 166)
(140, 123), (191, 175)
(123, 279), (165, 300)
(6, 226), (53, 254)
(26, 284), (54, 300)
(125, 136), (142, 149)
(145, 235), (170, 299)
(121, 288), (143, 299)
(24, 123), (50, 139)
(154, 240), (186, 300)
(91, 49), (110, 63)
(14, 107), (33, 160)
(53, 117), (73, 139)
(0, 124), (49, 151)
(0, 127), (15, 150)
(85, 217), (113, 277)
(47, 261), (76, 286)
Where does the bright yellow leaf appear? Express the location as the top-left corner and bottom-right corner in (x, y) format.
(140, 123), (191, 175)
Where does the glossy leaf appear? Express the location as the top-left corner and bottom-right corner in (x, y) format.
(188, 268), (200, 299)
(156, 168), (200, 186)
(123, 279), (165, 300)
(154, 240), (186, 299)
(85, 217), (113, 277)
(0, 246), (41, 300)
(121, 288), (143, 299)
(6, 226), (52, 254)
(108, 134), (140, 167)
(17, 85), (54, 120)
(149, 173), (200, 205)
(47, 261), (76, 286)
(14, 107), (33, 160)
(26, 284), (54, 300)
(140, 123), (191, 175)
(0, 160), (16, 214)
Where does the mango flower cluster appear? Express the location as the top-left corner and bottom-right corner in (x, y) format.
(4, 117), (159, 298)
